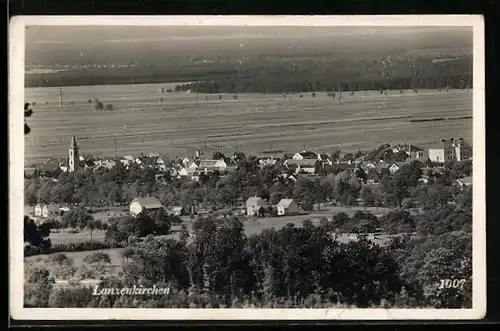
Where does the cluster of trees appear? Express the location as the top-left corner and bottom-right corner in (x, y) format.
(24, 102), (34, 134)
(25, 216), (472, 309)
(92, 98), (113, 111)
(104, 209), (181, 246)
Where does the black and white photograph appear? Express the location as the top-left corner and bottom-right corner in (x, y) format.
(9, 16), (485, 320)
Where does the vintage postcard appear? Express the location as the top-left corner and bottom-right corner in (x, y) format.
(9, 15), (486, 321)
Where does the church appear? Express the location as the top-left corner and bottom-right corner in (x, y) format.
(68, 135), (80, 172)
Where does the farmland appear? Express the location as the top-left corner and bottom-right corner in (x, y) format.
(24, 83), (472, 163)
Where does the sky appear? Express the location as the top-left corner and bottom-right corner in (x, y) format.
(25, 26), (473, 65)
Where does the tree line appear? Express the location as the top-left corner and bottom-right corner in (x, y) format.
(25, 55), (472, 92)
(25, 216), (472, 309)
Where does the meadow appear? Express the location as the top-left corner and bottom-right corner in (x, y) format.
(24, 83), (473, 163)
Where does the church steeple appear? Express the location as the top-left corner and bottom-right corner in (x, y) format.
(68, 135), (79, 172)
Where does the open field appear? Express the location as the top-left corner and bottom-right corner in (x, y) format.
(24, 83), (472, 162)
(46, 205), (392, 245)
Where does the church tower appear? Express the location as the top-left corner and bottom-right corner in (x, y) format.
(68, 135), (79, 172)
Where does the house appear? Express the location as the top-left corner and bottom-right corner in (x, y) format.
(292, 151), (319, 160)
(362, 162), (377, 171)
(429, 138), (472, 163)
(456, 176), (472, 188)
(82, 159), (97, 169)
(187, 161), (200, 170)
(94, 159), (116, 171)
(419, 175), (430, 184)
(246, 197), (266, 216)
(258, 157), (279, 168)
(198, 159), (228, 173)
(120, 155), (135, 167)
(178, 166), (197, 178)
(277, 199), (299, 216)
(374, 161), (390, 172)
(171, 206), (187, 216)
(35, 204), (60, 218)
(34, 203), (45, 217)
(283, 159), (319, 174)
(336, 153), (353, 164)
(319, 153), (332, 164)
(388, 163), (403, 173)
(181, 156), (191, 167)
(129, 196), (164, 216)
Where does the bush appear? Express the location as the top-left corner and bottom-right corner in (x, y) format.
(24, 241), (122, 257)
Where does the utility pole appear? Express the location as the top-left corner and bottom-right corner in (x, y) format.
(196, 82), (199, 106)
(58, 87), (63, 107)
(338, 84), (342, 105)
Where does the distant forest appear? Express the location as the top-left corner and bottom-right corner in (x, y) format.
(25, 55), (472, 92)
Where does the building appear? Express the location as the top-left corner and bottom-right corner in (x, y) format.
(292, 151), (319, 160)
(429, 138), (472, 163)
(198, 159), (228, 173)
(68, 135), (79, 172)
(170, 206), (187, 216)
(257, 157), (279, 169)
(34, 203), (45, 217)
(283, 159), (319, 174)
(246, 197), (265, 216)
(277, 199), (299, 216)
(129, 196), (164, 216)
(35, 204), (62, 218)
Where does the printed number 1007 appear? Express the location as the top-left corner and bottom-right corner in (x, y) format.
(438, 279), (467, 289)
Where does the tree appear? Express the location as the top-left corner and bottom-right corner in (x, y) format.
(120, 247), (135, 266)
(134, 211), (156, 237)
(106, 104), (114, 111)
(94, 100), (104, 111)
(24, 216), (51, 248)
(86, 219), (98, 241)
(61, 208), (93, 230)
(24, 267), (54, 307)
(180, 224), (190, 243)
(153, 208), (172, 235)
(83, 252), (112, 268)
(24, 102), (34, 135)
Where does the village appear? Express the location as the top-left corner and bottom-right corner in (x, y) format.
(25, 135), (473, 236)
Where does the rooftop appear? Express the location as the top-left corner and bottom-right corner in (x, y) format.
(132, 196), (163, 209)
(277, 199), (295, 207)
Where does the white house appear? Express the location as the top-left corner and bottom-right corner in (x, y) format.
(389, 163), (402, 173)
(246, 197), (265, 216)
(129, 196), (164, 216)
(35, 204), (60, 218)
(293, 151), (319, 160)
(198, 159), (227, 173)
(277, 199), (299, 216)
(284, 159), (318, 174)
(187, 161), (200, 170)
(94, 159), (116, 171)
(34, 203), (45, 217)
(258, 157), (278, 168)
